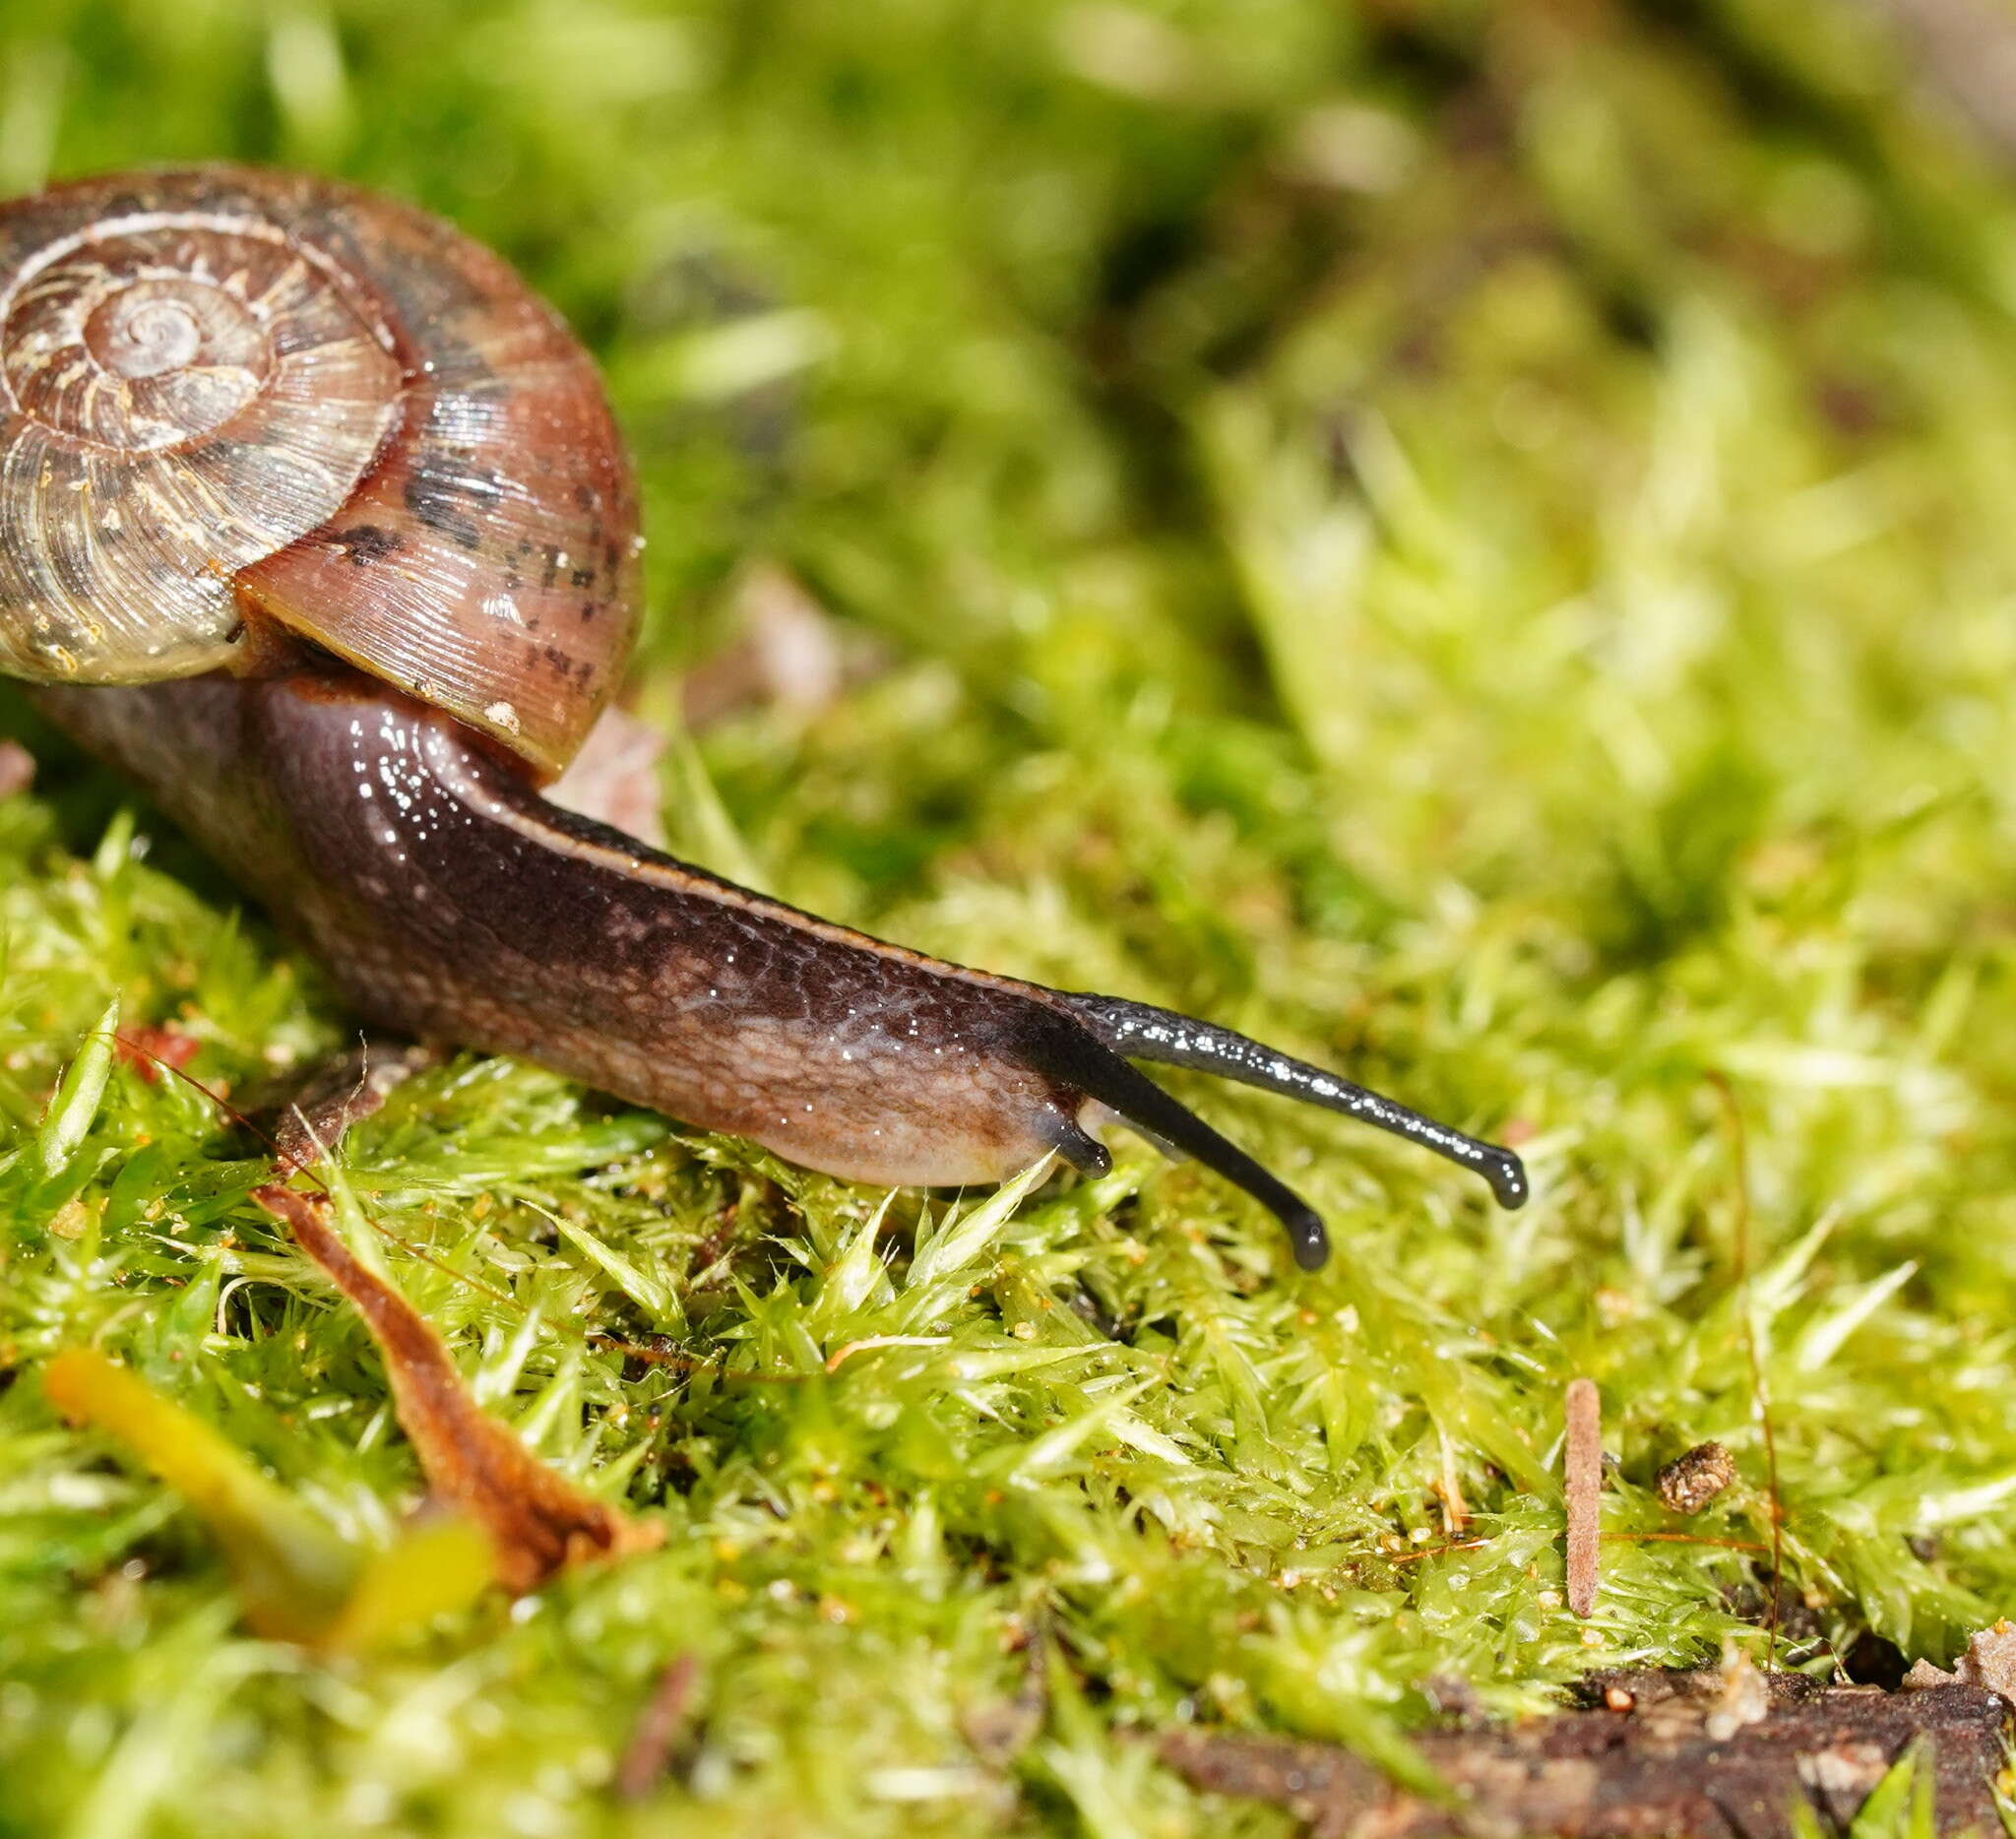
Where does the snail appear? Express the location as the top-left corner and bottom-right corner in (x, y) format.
(0, 166), (1528, 1271)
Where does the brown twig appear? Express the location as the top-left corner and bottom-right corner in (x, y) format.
(1380, 1537), (1492, 1569)
(616, 1652), (702, 1801)
(1602, 1531), (1768, 1554)
(1564, 1376), (1602, 1617)
(586, 1334), (805, 1385)
(1370, 1528), (1762, 1579)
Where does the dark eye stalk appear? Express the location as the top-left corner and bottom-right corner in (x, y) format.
(1032, 991), (1530, 1273)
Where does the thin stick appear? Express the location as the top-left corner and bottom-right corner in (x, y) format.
(616, 1652), (702, 1802)
(1373, 1528), (1766, 1575)
(1381, 1536), (1491, 1567)
(94, 1033), (332, 1198)
(1565, 1375), (1602, 1617)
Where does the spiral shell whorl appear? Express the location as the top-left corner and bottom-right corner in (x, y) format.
(0, 199), (402, 686)
(0, 169), (639, 774)
(6, 230), (278, 448)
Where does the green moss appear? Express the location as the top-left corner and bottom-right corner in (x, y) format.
(5, 2), (2016, 1833)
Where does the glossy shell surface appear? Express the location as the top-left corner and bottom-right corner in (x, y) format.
(0, 167), (639, 774)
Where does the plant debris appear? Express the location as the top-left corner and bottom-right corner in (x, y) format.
(1565, 1377), (1603, 1617)
(263, 1041), (437, 1169)
(1161, 1671), (2011, 1838)
(1903, 1620), (2016, 1700)
(548, 704), (671, 850)
(41, 1347), (493, 1650)
(680, 563), (876, 730)
(1658, 1442), (1739, 1516)
(251, 1182), (657, 1590)
(616, 1653), (704, 1802)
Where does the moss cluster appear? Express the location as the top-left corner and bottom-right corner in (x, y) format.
(6, 1), (2016, 1833)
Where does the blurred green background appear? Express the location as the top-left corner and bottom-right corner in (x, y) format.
(10, 0), (2016, 1834)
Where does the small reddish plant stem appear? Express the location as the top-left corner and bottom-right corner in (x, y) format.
(1565, 1376), (1603, 1617)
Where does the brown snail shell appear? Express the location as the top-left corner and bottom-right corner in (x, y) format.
(0, 166), (639, 776)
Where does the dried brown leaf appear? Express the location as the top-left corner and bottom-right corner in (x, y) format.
(548, 704), (669, 849)
(253, 1181), (659, 1590)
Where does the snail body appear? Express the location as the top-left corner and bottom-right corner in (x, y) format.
(2, 167), (1528, 1269)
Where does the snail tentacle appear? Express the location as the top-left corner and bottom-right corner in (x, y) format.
(1011, 1015), (1335, 1269)
(1062, 992), (1530, 1211)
